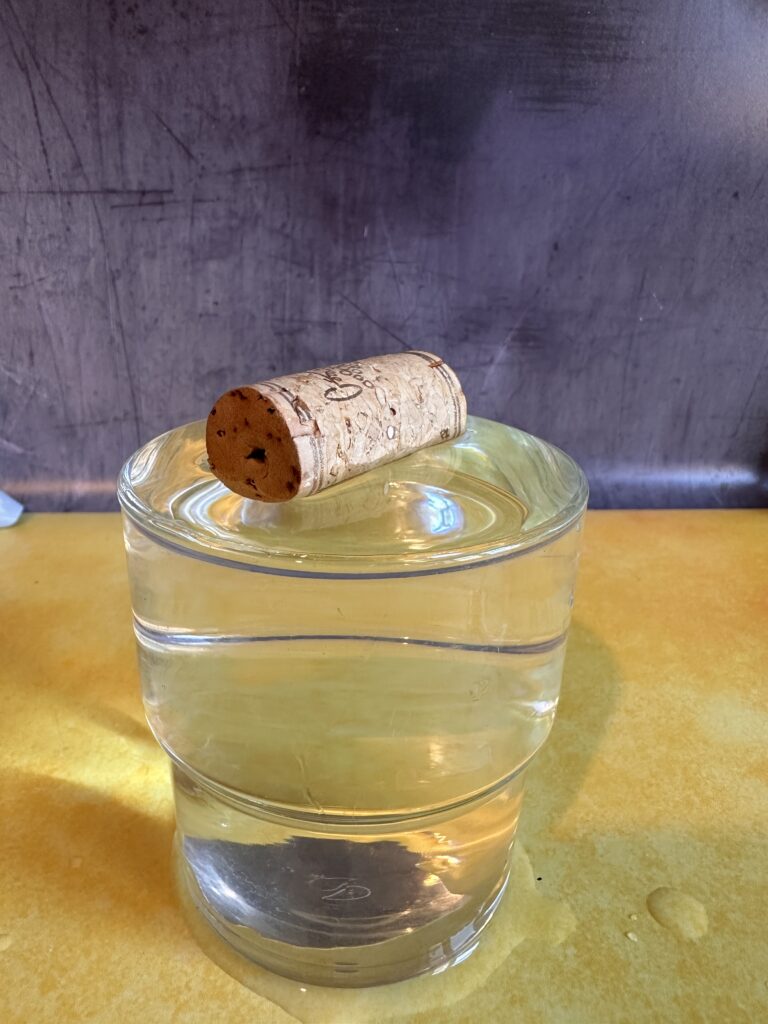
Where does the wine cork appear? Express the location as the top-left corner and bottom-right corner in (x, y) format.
(205, 351), (467, 501)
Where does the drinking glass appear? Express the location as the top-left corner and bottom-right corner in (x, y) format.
(118, 415), (587, 987)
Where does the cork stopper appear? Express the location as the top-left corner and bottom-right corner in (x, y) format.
(205, 351), (467, 502)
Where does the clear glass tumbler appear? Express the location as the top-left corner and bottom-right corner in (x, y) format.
(118, 415), (587, 987)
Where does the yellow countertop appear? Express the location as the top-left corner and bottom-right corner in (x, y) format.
(1, 511), (766, 1023)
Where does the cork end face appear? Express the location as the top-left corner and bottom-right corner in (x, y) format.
(206, 388), (303, 502)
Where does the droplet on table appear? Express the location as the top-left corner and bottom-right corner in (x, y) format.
(646, 887), (708, 940)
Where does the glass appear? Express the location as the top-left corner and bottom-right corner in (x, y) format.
(118, 415), (587, 987)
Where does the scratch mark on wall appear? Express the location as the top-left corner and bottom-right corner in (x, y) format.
(150, 109), (199, 164)
(108, 197), (219, 210)
(579, 139), (651, 236)
(1, 28), (54, 184)
(479, 287), (543, 397)
(616, 269), (647, 442)
(91, 201), (141, 446)
(0, 359), (32, 387)
(335, 291), (411, 351)
(730, 343), (768, 438)
(8, 274), (50, 290)
(4, 0), (85, 174)
(0, 187), (173, 197)
(265, 0), (300, 43)
(27, 257), (67, 415)
(0, 435), (29, 455)
(0, 133), (26, 171)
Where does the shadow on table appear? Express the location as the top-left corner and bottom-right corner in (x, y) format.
(0, 772), (175, 933)
(528, 619), (622, 828)
(77, 698), (155, 749)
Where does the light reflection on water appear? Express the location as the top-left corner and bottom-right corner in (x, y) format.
(421, 488), (464, 536)
(169, 473), (489, 562)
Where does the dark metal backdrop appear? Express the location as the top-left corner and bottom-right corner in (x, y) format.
(1, 0), (767, 509)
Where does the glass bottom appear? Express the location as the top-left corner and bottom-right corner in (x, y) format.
(171, 762), (523, 987)
(177, 839), (509, 987)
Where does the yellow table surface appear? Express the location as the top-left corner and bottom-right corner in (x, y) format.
(1, 511), (766, 1023)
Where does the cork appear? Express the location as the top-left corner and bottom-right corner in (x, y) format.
(205, 351), (467, 502)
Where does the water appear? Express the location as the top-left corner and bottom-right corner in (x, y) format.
(138, 632), (562, 983)
(119, 416), (586, 985)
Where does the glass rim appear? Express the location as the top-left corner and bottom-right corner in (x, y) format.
(117, 418), (589, 579)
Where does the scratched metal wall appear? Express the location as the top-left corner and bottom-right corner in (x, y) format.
(1, 0), (767, 509)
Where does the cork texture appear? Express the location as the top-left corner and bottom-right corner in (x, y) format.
(205, 352), (467, 501)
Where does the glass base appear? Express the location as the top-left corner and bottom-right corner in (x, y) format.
(174, 834), (510, 988)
